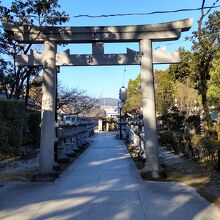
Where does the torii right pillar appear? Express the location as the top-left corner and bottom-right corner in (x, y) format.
(138, 19), (193, 179)
(140, 39), (160, 178)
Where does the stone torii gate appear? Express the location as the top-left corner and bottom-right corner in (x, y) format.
(3, 18), (192, 179)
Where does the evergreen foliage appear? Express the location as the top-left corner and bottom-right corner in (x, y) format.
(0, 100), (26, 150)
(155, 69), (174, 115)
(207, 51), (220, 108)
(123, 74), (142, 113)
(0, 0), (69, 102)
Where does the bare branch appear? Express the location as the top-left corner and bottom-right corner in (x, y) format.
(56, 83), (97, 115)
(204, 0), (220, 17)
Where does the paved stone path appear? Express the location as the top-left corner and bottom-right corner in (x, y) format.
(1, 132), (220, 220)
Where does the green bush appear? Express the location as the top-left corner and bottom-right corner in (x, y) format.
(185, 115), (201, 134)
(192, 134), (220, 166)
(160, 111), (185, 131)
(0, 100), (26, 150)
(159, 131), (178, 153)
(0, 112), (8, 149)
(159, 130), (196, 159)
(22, 112), (41, 147)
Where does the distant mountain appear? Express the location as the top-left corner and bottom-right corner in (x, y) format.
(96, 98), (118, 106)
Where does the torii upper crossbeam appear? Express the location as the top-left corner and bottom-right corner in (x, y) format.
(3, 18), (192, 43)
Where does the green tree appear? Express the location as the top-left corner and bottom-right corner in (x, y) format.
(207, 51), (220, 108)
(155, 69), (174, 115)
(167, 48), (199, 114)
(123, 74), (142, 113)
(0, 0), (69, 104)
(168, 48), (193, 84)
(190, 9), (220, 124)
(206, 52), (220, 140)
(155, 47), (202, 117)
(173, 79), (198, 114)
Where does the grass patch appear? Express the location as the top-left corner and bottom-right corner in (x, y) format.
(164, 165), (220, 208)
(0, 169), (39, 182)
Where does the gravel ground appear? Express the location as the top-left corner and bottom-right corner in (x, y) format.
(0, 156), (39, 182)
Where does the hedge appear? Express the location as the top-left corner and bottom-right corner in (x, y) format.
(23, 111), (41, 147)
(0, 100), (26, 150)
(0, 100), (41, 153)
(0, 112), (8, 149)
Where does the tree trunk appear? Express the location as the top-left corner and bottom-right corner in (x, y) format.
(25, 73), (30, 110)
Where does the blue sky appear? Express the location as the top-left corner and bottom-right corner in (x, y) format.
(1, 0), (218, 99)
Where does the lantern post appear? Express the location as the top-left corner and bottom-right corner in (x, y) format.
(118, 87), (127, 139)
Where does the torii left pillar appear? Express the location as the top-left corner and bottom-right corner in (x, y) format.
(39, 41), (57, 176)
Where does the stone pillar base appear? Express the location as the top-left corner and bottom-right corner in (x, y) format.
(57, 157), (71, 163)
(141, 171), (160, 180)
(32, 172), (58, 182)
(140, 166), (167, 180)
